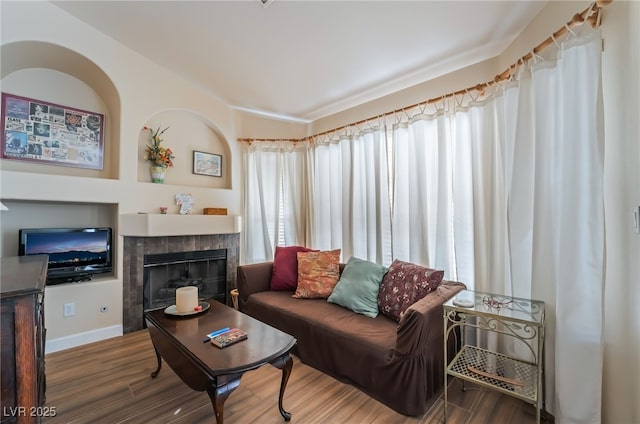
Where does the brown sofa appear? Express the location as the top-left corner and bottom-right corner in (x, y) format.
(237, 261), (465, 416)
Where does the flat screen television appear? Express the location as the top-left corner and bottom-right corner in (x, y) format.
(18, 227), (113, 284)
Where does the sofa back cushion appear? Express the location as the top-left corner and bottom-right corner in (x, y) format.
(292, 249), (341, 298)
(327, 256), (387, 318)
(377, 259), (444, 322)
(270, 245), (317, 291)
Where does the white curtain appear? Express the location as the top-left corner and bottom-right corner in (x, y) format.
(389, 30), (604, 421)
(242, 141), (309, 263)
(309, 129), (392, 264)
(501, 32), (604, 423)
(242, 28), (604, 424)
(392, 114), (456, 278)
(454, 102), (507, 294)
(545, 31), (604, 424)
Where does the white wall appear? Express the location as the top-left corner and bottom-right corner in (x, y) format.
(600, 2), (640, 423)
(136, 111), (230, 191)
(233, 109), (309, 140)
(0, 1), (243, 351)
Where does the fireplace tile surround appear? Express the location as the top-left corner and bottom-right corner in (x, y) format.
(122, 233), (239, 333)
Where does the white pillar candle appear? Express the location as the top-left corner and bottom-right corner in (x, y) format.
(175, 286), (198, 313)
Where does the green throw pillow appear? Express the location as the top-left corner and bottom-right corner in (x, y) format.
(327, 256), (387, 318)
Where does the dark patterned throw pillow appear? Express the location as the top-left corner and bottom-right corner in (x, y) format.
(377, 259), (444, 322)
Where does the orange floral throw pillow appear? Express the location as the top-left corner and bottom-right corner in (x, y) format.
(292, 249), (341, 299)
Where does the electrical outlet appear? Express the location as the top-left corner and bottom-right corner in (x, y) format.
(63, 302), (75, 317)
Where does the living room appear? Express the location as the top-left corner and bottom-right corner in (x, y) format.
(0, 1), (638, 423)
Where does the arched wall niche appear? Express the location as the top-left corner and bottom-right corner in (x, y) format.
(139, 109), (231, 189)
(0, 41), (121, 179)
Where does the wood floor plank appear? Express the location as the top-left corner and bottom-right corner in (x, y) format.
(42, 330), (551, 424)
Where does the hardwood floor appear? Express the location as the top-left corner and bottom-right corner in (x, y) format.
(43, 330), (548, 424)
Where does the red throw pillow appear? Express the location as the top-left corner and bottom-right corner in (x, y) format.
(270, 246), (317, 291)
(377, 259), (445, 322)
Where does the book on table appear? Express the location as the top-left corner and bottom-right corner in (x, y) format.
(210, 328), (248, 348)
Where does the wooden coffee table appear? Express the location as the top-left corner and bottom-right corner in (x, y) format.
(144, 300), (296, 424)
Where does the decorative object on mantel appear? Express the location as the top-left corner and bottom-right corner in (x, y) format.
(143, 125), (174, 183)
(193, 150), (222, 177)
(175, 193), (194, 215)
(203, 208), (227, 215)
(159, 206), (168, 214)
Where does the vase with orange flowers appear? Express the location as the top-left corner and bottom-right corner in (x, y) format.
(143, 125), (175, 183)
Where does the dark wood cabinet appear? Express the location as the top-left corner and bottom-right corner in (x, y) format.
(1, 256), (47, 424)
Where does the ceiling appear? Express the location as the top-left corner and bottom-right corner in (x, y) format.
(52, 1), (548, 123)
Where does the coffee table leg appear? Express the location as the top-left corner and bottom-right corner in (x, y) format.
(207, 378), (241, 424)
(150, 346), (162, 378)
(271, 353), (293, 421)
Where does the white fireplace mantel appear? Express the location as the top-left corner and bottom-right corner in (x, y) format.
(119, 213), (241, 237)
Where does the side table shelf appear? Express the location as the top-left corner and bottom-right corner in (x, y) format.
(443, 290), (545, 424)
(447, 345), (538, 402)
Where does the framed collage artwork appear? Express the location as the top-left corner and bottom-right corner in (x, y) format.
(1, 93), (104, 170)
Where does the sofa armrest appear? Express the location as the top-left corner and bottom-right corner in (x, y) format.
(394, 281), (466, 357)
(237, 262), (273, 310)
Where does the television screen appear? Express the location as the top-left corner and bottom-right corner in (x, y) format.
(19, 227), (113, 284)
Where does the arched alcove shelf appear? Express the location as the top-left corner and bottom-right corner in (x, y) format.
(139, 109), (231, 189)
(0, 41), (121, 180)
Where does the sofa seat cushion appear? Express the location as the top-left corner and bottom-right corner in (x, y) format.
(246, 290), (397, 351)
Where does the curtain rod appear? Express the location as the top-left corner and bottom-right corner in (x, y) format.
(239, 0), (610, 145)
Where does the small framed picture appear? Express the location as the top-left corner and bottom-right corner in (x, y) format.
(193, 150), (222, 177)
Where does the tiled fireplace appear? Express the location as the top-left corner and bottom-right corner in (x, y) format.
(119, 213), (241, 333)
(120, 214), (240, 334)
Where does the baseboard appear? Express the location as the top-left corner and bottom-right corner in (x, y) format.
(45, 325), (123, 354)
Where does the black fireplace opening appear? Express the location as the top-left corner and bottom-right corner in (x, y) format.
(143, 248), (227, 311)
